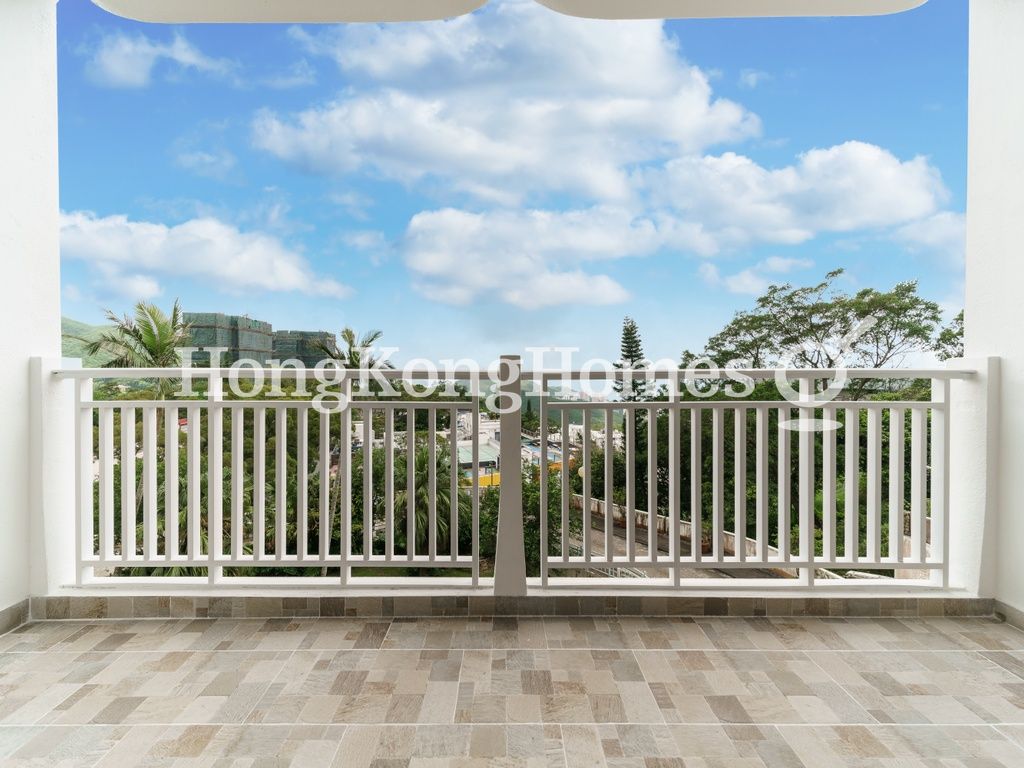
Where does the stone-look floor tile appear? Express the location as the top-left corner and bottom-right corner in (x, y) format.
(3, 616), (1024, 765)
(777, 724), (1024, 767)
(811, 649), (1024, 724)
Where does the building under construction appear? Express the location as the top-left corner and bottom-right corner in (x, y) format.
(183, 313), (274, 366)
(184, 313), (333, 367)
(272, 329), (334, 367)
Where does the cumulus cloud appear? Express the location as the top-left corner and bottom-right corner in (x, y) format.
(402, 207), (652, 308)
(894, 211), (966, 266)
(699, 255), (814, 295)
(61, 211), (349, 300)
(85, 31), (236, 89)
(245, 0), (961, 311)
(644, 142), (948, 252)
(257, 0), (759, 203)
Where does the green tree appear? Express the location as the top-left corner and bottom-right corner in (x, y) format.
(681, 269), (941, 397)
(317, 327), (393, 370)
(614, 316), (648, 401)
(934, 310), (965, 361)
(69, 300), (192, 398)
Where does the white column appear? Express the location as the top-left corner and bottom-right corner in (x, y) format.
(29, 359), (79, 595)
(0, 0), (61, 612)
(966, 0), (1024, 613)
(493, 355), (527, 596)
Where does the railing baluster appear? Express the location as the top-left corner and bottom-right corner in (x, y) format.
(122, 406), (136, 560)
(798, 379), (814, 584)
(99, 407), (114, 562)
(143, 407), (157, 561)
(867, 408), (883, 562)
(604, 406), (614, 561)
(888, 407), (905, 562)
(561, 408), (570, 561)
(471, 399), (480, 585)
(734, 407), (747, 563)
(931, 379), (950, 585)
(777, 407), (791, 562)
(186, 406), (199, 561)
(712, 408), (724, 561)
(407, 407), (416, 560)
(384, 406), (395, 561)
(625, 407), (635, 562)
(341, 378), (352, 582)
(208, 378), (224, 581)
(451, 405), (459, 562)
(297, 407), (308, 560)
(822, 405), (837, 564)
(253, 407), (266, 560)
(910, 406), (927, 564)
(690, 407), (701, 562)
(428, 408), (437, 560)
(755, 406), (768, 562)
(648, 405), (658, 563)
(231, 407), (244, 561)
(669, 401), (681, 581)
(363, 407), (373, 558)
(164, 406), (178, 561)
(844, 406), (859, 563)
(319, 409), (330, 562)
(275, 407), (286, 559)
(540, 397), (548, 584)
(582, 408), (592, 563)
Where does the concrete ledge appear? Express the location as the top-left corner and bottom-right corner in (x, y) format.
(26, 594), (995, 620)
(0, 599), (29, 634)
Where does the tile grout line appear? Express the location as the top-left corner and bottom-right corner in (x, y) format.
(4, 721), (1024, 729)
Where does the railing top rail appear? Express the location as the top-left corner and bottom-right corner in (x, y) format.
(52, 366), (977, 381)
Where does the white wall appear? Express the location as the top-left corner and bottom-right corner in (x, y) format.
(966, 0), (1024, 613)
(0, 0), (61, 611)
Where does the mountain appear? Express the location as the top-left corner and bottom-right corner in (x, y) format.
(61, 317), (113, 367)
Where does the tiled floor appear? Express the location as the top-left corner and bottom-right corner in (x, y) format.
(2, 616), (1024, 766)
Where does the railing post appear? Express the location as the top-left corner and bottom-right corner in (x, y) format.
(494, 355), (527, 596)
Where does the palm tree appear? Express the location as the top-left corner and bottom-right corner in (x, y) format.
(67, 300), (192, 551)
(316, 326), (392, 370)
(389, 443), (472, 556)
(70, 300), (192, 399)
(317, 327), (392, 574)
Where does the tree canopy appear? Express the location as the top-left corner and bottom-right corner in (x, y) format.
(681, 269), (943, 371)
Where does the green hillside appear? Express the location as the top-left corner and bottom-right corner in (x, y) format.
(61, 317), (114, 367)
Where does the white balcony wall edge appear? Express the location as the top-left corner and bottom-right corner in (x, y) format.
(966, 0), (1024, 616)
(0, 0), (60, 617)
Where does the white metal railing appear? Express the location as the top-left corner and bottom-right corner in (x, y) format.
(537, 368), (969, 589)
(56, 362), (972, 592)
(65, 368), (482, 587)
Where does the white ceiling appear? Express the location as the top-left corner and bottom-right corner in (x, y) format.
(92, 0), (928, 23)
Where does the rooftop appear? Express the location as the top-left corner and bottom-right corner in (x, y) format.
(1, 615), (1023, 766)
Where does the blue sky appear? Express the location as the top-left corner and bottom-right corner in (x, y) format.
(57, 0), (968, 365)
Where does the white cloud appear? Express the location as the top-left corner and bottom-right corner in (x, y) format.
(258, 0), (760, 203)
(60, 211), (349, 300)
(175, 148), (237, 181)
(262, 60), (317, 90)
(85, 31), (236, 89)
(699, 255), (815, 295)
(402, 207), (651, 308)
(248, 0), (960, 310)
(738, 69), (772, 89)
(894, 211), (966, 266)
(645, 142), (948, 252)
